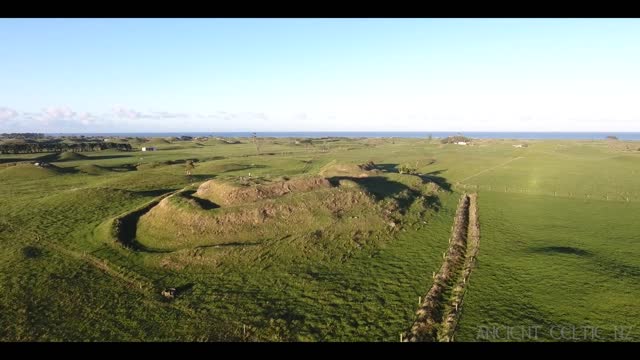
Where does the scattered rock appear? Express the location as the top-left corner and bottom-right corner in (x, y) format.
(161, 287), (177, 299)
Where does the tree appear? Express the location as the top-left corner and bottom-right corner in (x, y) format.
(0, 140), (131, 154)
(427, 134), (433, 142)
(606, 135), (619, 140)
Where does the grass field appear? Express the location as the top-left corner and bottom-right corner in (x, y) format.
(1, 136), (639, 341)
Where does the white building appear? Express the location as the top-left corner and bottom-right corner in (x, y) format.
(455, 141), (468, 146)
(141, 147), (156, 152)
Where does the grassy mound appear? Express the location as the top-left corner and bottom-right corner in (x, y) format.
(56, 152), (88, 161)
(77, 164), (110, 175)
(195, 176), (331, 206)
(318, 161), (380, 178)
(210, 138), (242, 145)
(0, 163), (66, 180)
(135, 171), (440, 265)
(137, 185), (389, 255)
(134, 162), (157, 170)
(145, 138), (172, 145)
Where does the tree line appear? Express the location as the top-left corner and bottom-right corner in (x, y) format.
(0, 141), (132, 154)
(441, 135), (472, 144)
(0, 133), (45, 139)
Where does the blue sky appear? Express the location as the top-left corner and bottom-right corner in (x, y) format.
(1, 18), (640, 132)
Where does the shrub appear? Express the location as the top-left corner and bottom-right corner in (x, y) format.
(359, 161), (377, 171)
(440, 135), (472, 144)
(398, 164), (418, 175)
(22, 246), (42, 259)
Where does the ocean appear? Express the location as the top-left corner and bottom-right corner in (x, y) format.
(46, 132), (640, 140)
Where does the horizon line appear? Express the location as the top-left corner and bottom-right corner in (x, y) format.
(37, 130), (640, 134)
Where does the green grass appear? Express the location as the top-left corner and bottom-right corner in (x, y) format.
(455, 192), (640, 342)
(2, 137), (640, 341)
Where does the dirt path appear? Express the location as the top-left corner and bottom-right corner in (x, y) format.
(403, 193), (480, 342)
(457, 157), (523, 184)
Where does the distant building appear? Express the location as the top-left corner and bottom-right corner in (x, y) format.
(141, 147), (156, 152)
(455, 141), (468, 146)
(513, 144), (528, 148)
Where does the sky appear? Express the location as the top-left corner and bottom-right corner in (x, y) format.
(1, 18), (640, 133)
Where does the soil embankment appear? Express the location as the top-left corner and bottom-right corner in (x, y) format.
(403, 193), (480, 342)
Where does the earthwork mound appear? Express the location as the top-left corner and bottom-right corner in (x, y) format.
(195, 176), (332, 206)
(56, 152), (88, 161)
(135, 175), (388, 253)
(77, 164), (111, 175)
(123, 163), (445, 265)
(318, 161), (382, 178)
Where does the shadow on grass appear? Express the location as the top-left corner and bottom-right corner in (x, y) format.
(188, 174), (220, 182)
(114, 200), (173, 253)
(175, 283), (195, 296)
(223, 164), (268, 173)
(181, 190), (220, 210)
(531, 246), (640, 279)
(201, 156), (226, 161)
(530, 246), (593, 257)
(1, 152), (134, 164)
(375, 163), (400, 173)
(86, 154), (136, 160)
(594, 257), (640, 279)
(0, 157), (35, 164)
(345, 163), (453, 194)
(423, 194), (443, 212)
(44, 164), (80, 174)
(134, 188), (178, 197)
(102, 164), (137, 172)
(418, 170), (452, 193)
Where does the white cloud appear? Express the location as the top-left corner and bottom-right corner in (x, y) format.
(149, 111), (190, 119)
(0, 107), (108, 131)
(0, 107), (19, 122)
(42, 106), (77, 120)
(111, 107), (193, 120)
(77, 112), (100, 126)
(112, 106), (147, 119)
